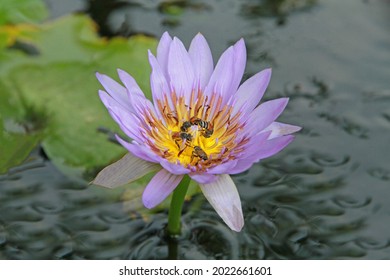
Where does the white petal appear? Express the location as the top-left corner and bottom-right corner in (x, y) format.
(263, 121), (302, 139)
(199, 174), (244, 232)
(92, 153), (160, 188)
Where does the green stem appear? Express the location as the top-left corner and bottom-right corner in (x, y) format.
(167, 175), (191, 236)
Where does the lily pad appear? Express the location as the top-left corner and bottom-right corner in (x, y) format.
(0, 116), (42, 174)
(0, 14), (157, 175)
(0, 78), (45, 173)
(0, 0), (47, 25)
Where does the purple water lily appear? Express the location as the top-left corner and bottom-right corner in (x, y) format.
(93, 32), (301, 232)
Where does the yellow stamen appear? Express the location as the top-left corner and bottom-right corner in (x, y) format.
(142, 91), (243, 170)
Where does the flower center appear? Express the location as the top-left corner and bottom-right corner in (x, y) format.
(141, 90), (246, 171)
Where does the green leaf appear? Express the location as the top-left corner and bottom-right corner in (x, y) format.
(0, 78), (45, 173)
(0, 0), (48, 25)
(0, 116), (43, 174)
(0, 14), (157, 175)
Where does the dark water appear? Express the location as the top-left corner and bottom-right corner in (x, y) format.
(1, 0), (390, 259)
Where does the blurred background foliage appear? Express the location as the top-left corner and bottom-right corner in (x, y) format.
(0, 0), (156, 175)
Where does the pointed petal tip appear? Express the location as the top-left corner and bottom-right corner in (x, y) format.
(171, 36), (182, 46)
(148, 51), (158, 66)
(233, 38), (246, 54)
(230, 205), (244, 232)
(162, 31), (170, 36)
(236, 37), (245, 45)
(95, 72), (103, 80)
(263, 68), (272, 76)
(274, 97), (290, 110)
(116, 68), (126, 75)
(194, 32), (206, 40)
(98, 90), (108, 102)
(161, 31), (171, 39)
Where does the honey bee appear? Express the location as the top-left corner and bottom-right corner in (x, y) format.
(192, 146), (208, 161)
(172, 131), (193, 142)
(173, 131), (193, 157)
(180, 121), (192, 132)
(189, 117), (214, 138)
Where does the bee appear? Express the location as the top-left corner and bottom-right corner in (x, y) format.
(172, 131), (193, 142)
(180, 121), (192, 132)
(172, 131), (193, 157)
(192, 146), (208, 161)
(189, 117), (214, 138)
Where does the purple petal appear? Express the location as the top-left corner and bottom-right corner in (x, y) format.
(96, 72), (133, 111)
(142, 169), (183, 209)
(127, 85), (157, 118)
(103, 102), (145, 143)
(229, 134), (294, 175)
(189, 33), (214, 90)
(168, 37), (195, 99)
(204, 46), (234, 103)
(99, 90), (123, 116)
(189, 173), (217, 184)
(99, 91), (146, 143)
(117, 69), (144, 97)
(160, 159), (190, 175)
(230, 38), (247, 94)
(156, 32), (173, 79)
(238, 131), (272, 160)
(232, 68), (272, 116)
(244, 98), (289, 137)
(227, 159), (254, 175)
(92, 153), (160, 188)
(199, 174), (244, 232)
(207, 160), (237, 174)
(263, 121), (302, 139)
(116, 135), (160, 163)
(148, 51), (171, 106)
(247, 135), (295, 161)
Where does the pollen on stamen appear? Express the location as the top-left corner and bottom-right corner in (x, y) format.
(146, 89), (246, 170)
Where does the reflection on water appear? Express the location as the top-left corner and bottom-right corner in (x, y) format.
(1, 0), (390, 259)
(240, 0), (318, 26)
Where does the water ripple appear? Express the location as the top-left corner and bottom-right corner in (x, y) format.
(32, 202), (64, 214)
(367, 168), (390, 181)
(311, 153), (350, 167)
(333, 196), (372, 209)
(355, 237), (390, 250)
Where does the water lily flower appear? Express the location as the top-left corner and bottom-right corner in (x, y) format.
(93, 32), (301, 232)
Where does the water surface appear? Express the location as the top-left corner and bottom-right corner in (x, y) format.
(1, 0), (389, 259)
